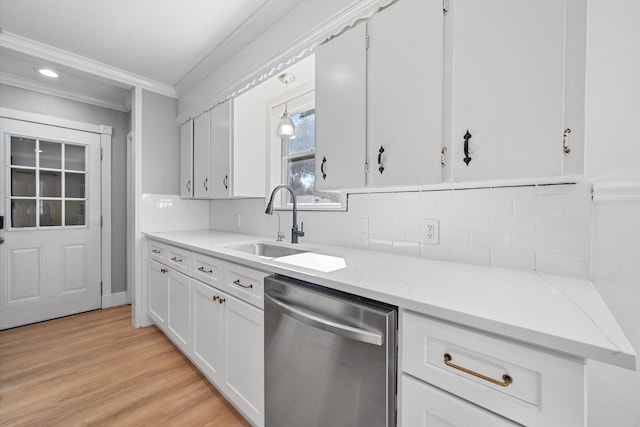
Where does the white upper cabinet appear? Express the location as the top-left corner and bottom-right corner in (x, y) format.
(368, 0), (444, 187)
(179, 119), (193, 198)
(315, 22), (367, 190)
(444, 0), (586, 182)
(210, 100), (233, 198)
(193, 111), (211, 198)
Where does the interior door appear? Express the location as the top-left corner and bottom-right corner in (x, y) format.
(0, 118), (102, 329)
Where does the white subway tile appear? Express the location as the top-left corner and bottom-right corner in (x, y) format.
(452, 213), (490, 231)
(420, 243), (452, 261)
(471, 231), (511, 249)
(536, 254), (590, 278)
(563, 185), (592, 214)
(369, 239), (393, 252)
(491, 249), (535, 270)
(512, 233), (562, 254)
(492, 214), (536, 233)
(470, 195), (512, 214)
(562, 235), (591, 257)
(451, 245), (490, 266)
(513, 194), (563, 214)
(393, 241), (420, 256)
(535, 183), (576, 194)
(537, 214), (591, 235)
(491, 185), (536, 196)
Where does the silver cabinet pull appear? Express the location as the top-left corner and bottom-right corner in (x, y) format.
(171, 256), (183, 263)
(204, 177), (208, 191)
(198, 266), (213, 274)
(186, 179), (191, 192)
(233, 279), (253, 289)
(160, 268), (168, 274)
(151, 249), (161, 254)
(264, 293), (383, 346)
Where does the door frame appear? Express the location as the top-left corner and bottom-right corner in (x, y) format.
(0, 107), (113, 308)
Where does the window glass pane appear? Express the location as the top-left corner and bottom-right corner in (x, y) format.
(40, 171), (62, 198)
(287, 110), (315, 155)
(11, 199), (36, 228)
(65, 144), (86, 171)
(11, 169), (36, 197)
(10, 136), (36, 167)
(65, 173), (85, 198)
(40, 200), (62, 227)
(286, 157), (342, 205)
(40, 140), (62, 169)
(65, 201), (86, 226)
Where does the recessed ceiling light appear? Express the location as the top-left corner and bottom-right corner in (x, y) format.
(38, 68), (59, 78)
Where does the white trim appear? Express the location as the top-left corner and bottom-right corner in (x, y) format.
(0, 107), (112, 135)
(176, 0), (395, 124)
(126, 131), (134, 305)
(100, 132), (112, 308)
(0, 31), (176, 99)
(1, 72), (130, 112)
(592, 182), (640, 202)
(102, 291), (128, 308)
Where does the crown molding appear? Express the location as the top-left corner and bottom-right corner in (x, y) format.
(176, 0), (394, 124)
(592, 182), (640, 202)
(0, 30), (177, 98)
(0, 107), (112, 135)
(1, 71), (130, 112)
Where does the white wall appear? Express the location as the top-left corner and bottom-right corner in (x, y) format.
(584, 0), (640, 425)
(0, 84), (129, 294)
(141, 89), (179, 195)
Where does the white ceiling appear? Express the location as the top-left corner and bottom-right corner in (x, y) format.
(0, 0), (299, 110)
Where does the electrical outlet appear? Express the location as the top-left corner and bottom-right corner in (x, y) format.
(423, 219), (439, 245)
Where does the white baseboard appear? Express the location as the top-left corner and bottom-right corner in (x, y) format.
(102, 291), (128, 308)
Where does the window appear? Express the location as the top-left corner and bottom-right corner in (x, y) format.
(8, 135), (87, 229)
(269, 85), (346, 211)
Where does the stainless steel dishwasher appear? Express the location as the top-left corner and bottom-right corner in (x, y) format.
(264, 274), (397, 427)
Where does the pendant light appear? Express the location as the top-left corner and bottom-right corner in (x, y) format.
(276, 73), (296, 140)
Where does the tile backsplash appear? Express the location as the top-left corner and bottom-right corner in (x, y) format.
(210, 183), (593, 278)
(142, 194), (209, 233)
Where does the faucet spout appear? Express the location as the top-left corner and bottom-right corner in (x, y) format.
(265, 185), (305, 244)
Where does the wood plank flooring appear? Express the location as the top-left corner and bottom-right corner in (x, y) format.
(0, 305), (250, 427)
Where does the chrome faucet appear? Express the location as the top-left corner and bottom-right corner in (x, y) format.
(265, 185), (305, 244)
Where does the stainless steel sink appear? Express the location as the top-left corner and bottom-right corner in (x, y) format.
(227, 243), (308, 259)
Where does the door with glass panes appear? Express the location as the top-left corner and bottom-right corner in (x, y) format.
(0, 118), (101, 329)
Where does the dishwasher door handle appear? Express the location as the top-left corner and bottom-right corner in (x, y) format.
(265, 293), (384, 346)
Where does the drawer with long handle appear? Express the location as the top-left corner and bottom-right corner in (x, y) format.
(167, 246), (191, 275)
(224, 263), (268, 309)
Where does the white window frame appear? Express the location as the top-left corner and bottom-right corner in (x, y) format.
(267, 82), (347, 211)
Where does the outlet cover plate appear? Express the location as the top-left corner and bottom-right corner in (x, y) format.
(423, 219), (439, 245)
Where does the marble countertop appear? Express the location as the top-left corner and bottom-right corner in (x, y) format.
(145, 229), (636, 370)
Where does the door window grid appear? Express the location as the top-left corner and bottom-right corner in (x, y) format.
(7, 135), (87, 229)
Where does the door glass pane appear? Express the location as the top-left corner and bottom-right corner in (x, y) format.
(10, 136), (36, 167)
(287, 110), (315, 155)
(40, 171), (62, 197)
(40, 200), (62, 226)
(40, 140), (62, 169)
(65, 173), (85, 198)
(65, 201), (86, 226)
(11, 199), (37, 228)
(11, 169), (36, 196)
(65, 144), (86, 171)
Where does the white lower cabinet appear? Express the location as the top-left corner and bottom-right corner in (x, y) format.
(402, 375), (518, 427)
(147, 240), (265, 427)
(401, 310), (585, 426)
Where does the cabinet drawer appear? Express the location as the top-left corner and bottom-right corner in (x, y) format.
(148, 241), (168, 263)
(401, 374), (518, 427)
(401, 311), (585, 427)
(166, 246), (191, 275)
(224, 264), (268, 309)
(191, 252), (224, 288)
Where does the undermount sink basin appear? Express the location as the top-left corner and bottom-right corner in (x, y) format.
(227, 243), (308, 259)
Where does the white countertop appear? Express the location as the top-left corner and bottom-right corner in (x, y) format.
(145, 229), (637, 370)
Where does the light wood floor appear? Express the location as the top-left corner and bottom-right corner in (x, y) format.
(0, 305), (251, 427)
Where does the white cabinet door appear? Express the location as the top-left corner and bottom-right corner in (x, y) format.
(167, 269), (191, 352)
(402, 375), (518, 427)
(193, 111), (211, 198)
(179, 119), (193, 198)
(148, 259), (168, 329)
(222, 294), (264, 427)
(368, 0), (443, 187)
(446, 0), (580, 182)
(210, 100), (232, 198)
(315, 22), (367, 190)
(191, 279), (224, 384)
